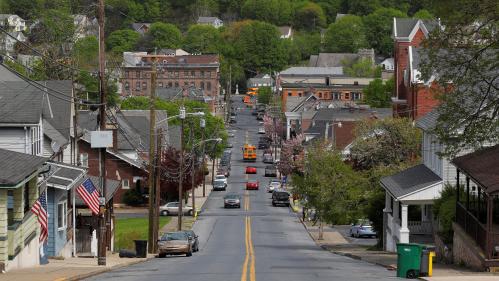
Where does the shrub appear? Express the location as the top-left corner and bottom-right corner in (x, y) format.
(433, 184), (458, 244)
(122, 188), (144, 206)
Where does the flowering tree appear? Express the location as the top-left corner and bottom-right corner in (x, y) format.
(277, 134), (304, 176)
(263, 114), (284, 141)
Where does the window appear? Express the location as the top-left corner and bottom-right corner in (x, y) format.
(57, 201), (67, 230)
(206, 71), (211, 78)
(333, 93), (340, 100)
(353, 93), (361, 100)
(168, 82), (173, 88)
(80, 153), (88, 167)
(200, 71), (204, 78)
(298, 92), (302, 97)
(318, 92), (322, 98)
(184, 82), (189, 86)
(24, 182), (29, 213)
(125, 71), (129, 78)
(124, 82), (130, 90)
(206, 82), (211, 91)
(30, 126), (41, 155)
(200, 81), (205, 90)
(142, 82), (147, 90)
(344, 92), (350, 100)
(191, 71), (195, 77)
(158, 82), (163, 88)
(135, 81), (141, 90)
(174, 82), (179, 87)
(175, 71), (179, 78)
(184, 71), (189, 77)
(136, 71), (140, 78)
(288, 92), (292, 96)
(122, 179), (130, 189)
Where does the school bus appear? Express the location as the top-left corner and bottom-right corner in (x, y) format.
(243, 144), (257, 161)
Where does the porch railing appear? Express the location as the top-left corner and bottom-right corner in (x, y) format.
(456, 202), (488, 255)
(408, 221), (433, 235)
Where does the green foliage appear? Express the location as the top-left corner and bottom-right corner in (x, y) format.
(343, 58), (381, 78)
(73, 36), (99, 70)
(363, 7), (407, 56)
(183, 24), (221, 53)
(106, 29), (141, 54)
(433, 184), (458, 243)
(290, 32), (322, 62)
(292, 142), (364, 224)
(241, 0), (292, 26)
(350, 118), (421, 170)
(363, 77), (393, 108)
(148, 22), (182, 49)
(324, 15), (367, 53)
(294, 1), (327, 30)
(347, 0), (380, 16)
(257, 86), (272, 105)
(314, 0), (342, 24)
(413, 9), (434, 19)
(122, 188), (145, 206)
(189, 0), (219, 18)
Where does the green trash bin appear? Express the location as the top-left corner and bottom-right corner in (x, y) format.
(397, 243), (423, 278)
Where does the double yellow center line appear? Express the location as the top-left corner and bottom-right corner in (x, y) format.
(241, 190), (255, 281)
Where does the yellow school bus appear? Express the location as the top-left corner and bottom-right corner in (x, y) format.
(243, 144), (257, 161)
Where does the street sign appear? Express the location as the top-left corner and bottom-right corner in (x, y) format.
(90, 131), (113, 148)
(282, 176), (287, 184)
(99, 197), (106, 206)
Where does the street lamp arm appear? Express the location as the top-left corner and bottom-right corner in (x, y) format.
(155, 111), (205, 126)
(192, 138), (222, 149)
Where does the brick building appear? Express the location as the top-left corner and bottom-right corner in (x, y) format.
(392, 18), (439, 119)
(121, 53), (220, 108)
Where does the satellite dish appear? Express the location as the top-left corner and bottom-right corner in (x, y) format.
(51, 140), (61, 153)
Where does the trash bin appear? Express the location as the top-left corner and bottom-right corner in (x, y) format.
(396, 243), (423, 278)
(134, 240), (148, 258)
(420, 246), (436, 277)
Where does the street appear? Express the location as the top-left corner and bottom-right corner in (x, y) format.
(86, 97), (398, 281)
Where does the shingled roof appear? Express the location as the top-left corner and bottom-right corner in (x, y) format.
(381, 164), (442, 199)
(452, 145), (499, 194)
(0, 148), (47, 187)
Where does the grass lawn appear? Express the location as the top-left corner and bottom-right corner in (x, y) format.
(114, 217), (171, 251)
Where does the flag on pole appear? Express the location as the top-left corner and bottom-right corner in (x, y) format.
(31, 190), (48, 243)
(76, 178), (100, 215)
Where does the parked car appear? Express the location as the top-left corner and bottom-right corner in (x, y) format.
(349, 220), (377, 238)
(181, 230), (199, 252)
(267, 180), (281, 193)
(160, 202), (193, 216)
(215, 174), (228, 185)
(263, 153), (274, 164)
(158, 232), (193, 257)
(256, 113), (264, 121)
(245, 166), (257, 174)
(224, 193), (241, 208)
(213, 179), (227, 191)
(264, 165), (277, 177)
(230, 119), (237, 124)
(246, 180), (259, 190)
(218, 165), (230, 177)
(226, 143), (233, 148)
(258, 142), (270, 149)
(228, 132), (235, 137)
(258, 127), (265, 134)
(272, 189), (290, 207)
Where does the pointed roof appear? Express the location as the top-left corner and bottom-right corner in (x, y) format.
(0, 148), (47, 187)
(393, 18), (439, 41)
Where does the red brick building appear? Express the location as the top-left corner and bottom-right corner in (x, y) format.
(392, 18), (439, 119)
(121, 53), (220, 109)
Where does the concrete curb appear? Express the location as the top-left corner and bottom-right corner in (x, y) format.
(67, 257), (155, 281)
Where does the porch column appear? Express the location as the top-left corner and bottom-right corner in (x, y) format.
(486, 196), (493, 259)
(400, 204), (410, 243)
(382, 193), (392, 251)
(0, 189), (8, 263)
(12, 187), (24, 223)
(286, 118), (291, 140)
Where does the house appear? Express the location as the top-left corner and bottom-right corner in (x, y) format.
(157, 48), (190, 56)
(78, 109), (172, 205)
(0, 148), (48, 272)
(379, 58), (394, 71)
(0, 79), (76, 163)
(278, 26), (293, 39)
(131, 23), (151, 35)
(247, 74), (273, 89)
(72, 14), (98, 39)
(156, 86), (214, 110)
(392, 18), (439, 119)
(0, 30), (26, 55)
(197, 17), (223, 28)
(0, 14), (26, 32)
(451, 145), (499, 270)
(121, 53), (220, 108)
(308, 49), (375, 67)
(380, 109), (458, 252)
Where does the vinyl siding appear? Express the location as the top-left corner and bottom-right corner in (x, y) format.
(47, 188), (68, 257)
(0, 128), (27, 153)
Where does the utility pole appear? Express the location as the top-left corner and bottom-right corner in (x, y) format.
(177, 107), (186, 231)
(147, 58), (157, 253)
(190, 124), (196, 217)
(201, 119), (206, 197)
(97, 0), (107, 266)
(154, 127), (162, 252)
(226, 65), (232, 123)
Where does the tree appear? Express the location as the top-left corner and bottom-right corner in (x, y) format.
(314, 0), (342, 24)
(290, 32), (322, 62)
(73, 36), (99, 70)
(292, 142), (363, 237)
(240, 0), (292, 26)
(419, 0), (498, 157)
(343, 58), (381, 78)
(189, 0), (219, 18)
(413, 9), (434, 19)
(183, 24), (220, 53)
(106, 29), (141, 54)
(324, 15), (367, 53)
(257, 86), (272, 105)
(277, 134), (304, 176)
(363, 77), (393, 108)
(294, 1), (327, 30)
(346, 0), (380, 16)
(147, 22), (182, 49)
(363, 7), (407, 56)
(349, 118), (421, 170)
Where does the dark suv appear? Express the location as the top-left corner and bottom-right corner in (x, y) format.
(272, 190), (290, 207)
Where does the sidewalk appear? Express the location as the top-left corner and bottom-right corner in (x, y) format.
(0, 253), (155, 281)
(290, 200), (497, 279)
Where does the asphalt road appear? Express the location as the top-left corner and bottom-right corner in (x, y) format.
(86, 97), (399, 281)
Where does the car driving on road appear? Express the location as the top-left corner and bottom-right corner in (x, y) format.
(245, 166), (257, 174)
(224, 193), (241, 208)
(215, 174), (228, 185)
(158, 232), (193, 257)
(246, 180), (259, 190)
(264, 165), (277, 177)
(349, 220), (377, 238)
(159, 202), (193, 216)
(213, 179), (227, 191)
(272, 189), (290, 207)
(267, 180), (281, 193)
(263, 153), (273, 163)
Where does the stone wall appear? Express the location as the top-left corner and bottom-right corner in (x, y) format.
(434, 232), (452, 263)
(452, 222), (485, 271)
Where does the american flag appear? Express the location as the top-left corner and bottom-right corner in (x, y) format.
(31, 190), (48, 243)
(77, 178), (100, 215)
